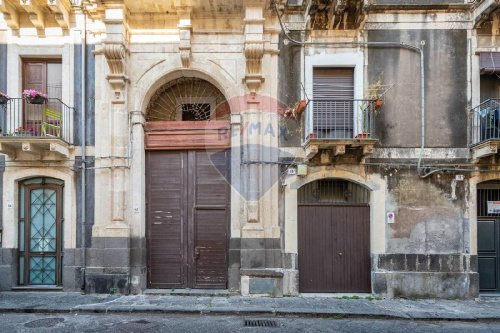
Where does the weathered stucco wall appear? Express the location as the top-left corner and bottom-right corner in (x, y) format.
(368, 29), (468, 148)
(278, 32), (302, 148)
(382, 169), (468, 254)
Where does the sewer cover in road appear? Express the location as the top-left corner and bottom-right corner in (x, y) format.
(115, 320), (158, 332)
(24, 318), (65, 328)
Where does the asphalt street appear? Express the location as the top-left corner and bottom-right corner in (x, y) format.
(1, 313), (499, 333)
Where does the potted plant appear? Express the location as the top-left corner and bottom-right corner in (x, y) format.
(294, 99), (308, 117)
(23, 89), (47, 104)
(14, 127), (33, 137)
(0, 91), (9, 104)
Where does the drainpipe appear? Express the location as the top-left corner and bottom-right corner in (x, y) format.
(80, 6), (87, 292)
(272, 1), (427, 175)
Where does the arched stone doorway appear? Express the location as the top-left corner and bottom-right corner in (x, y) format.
(145, 77), (231, 289)
(477, 180), (500, 293)
(297, 178), (371, 292)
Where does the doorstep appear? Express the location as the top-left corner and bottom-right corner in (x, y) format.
(11, 286), (63, 292)
(143, 289), (230, 297)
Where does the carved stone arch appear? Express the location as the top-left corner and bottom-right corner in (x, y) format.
(134, 62), (241, 114)
(285, 166), (376, 191)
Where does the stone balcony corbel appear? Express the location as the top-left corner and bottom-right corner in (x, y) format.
(19, 0), (45, 36)
(244, 41), (265, 93)
(101, 43), (129, 104)
(47, 0), (70, 30)
(0, 0), (19, 30)
(472, 0), (500, 28)
(177, 9), (192, 68)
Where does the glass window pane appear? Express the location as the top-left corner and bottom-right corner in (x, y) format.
(19, 185), (24, 219)
(45, 178), (64, 186)
(23, 178), (43, 185)
(19, 221), (24, 251)
(29, 256), (56, 285)
(47, 63), (62, 99)
(19, 256), (24, 285)
(30, 189), (57, 252)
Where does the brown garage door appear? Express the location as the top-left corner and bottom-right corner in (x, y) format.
(298, 204), (370, 292)
(146, 150), (230, 289)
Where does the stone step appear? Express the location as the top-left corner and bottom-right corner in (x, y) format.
(143, 289), (230, 297)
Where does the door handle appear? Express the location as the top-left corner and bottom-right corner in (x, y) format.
(338, 252), (343, 256)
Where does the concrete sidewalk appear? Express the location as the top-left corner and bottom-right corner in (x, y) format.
(1, 292), (500, 321)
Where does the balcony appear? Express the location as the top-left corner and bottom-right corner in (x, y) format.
(0, 98), (73, 159)
(469, 99), (500, 160)
(302, 99), (379, 161)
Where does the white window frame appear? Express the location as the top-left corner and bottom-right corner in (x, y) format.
(304, 52), (364, 139)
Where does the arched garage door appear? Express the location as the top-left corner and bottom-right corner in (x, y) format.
(298, 179), (371, 293)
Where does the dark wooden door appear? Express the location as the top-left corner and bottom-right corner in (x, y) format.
(146, 150), (230, 289)
(298, 204), (370, 293)
(478, 219), (500, 292)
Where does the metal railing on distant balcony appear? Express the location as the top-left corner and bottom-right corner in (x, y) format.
(0, 98), (73, 144)
(470, 99), (500, 146)
(303, 99), (378, 141)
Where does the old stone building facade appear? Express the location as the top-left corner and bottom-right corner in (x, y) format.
(0, 0), (499, 299)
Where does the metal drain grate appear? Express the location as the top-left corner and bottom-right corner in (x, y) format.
(244, 319), (278, 327)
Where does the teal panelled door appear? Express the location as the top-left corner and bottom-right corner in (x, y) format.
(18, 178), (63, 286)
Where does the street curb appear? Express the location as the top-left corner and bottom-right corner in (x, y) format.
(0, 306), (499, 321)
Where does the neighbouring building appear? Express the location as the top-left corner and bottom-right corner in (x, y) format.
(0, 0), (499, 299)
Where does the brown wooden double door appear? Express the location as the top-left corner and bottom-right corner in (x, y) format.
(298, 204), (370, 293)
(146, 150), (230, 289)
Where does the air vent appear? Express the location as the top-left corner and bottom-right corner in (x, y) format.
(244, 319), (278, 327)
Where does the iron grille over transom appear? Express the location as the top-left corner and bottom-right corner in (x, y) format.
(146, 77), (229, 121)
(298, 179), (369, 205)
(477, 181), (500, 217)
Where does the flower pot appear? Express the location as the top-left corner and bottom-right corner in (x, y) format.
(375, 98), (383, 109)
(0, 95), (9, 104)
(296, 99), (307, 116)
(355, 132), (370, 139)
(308, 133), (317, 139)
(27, 95), (47, 105)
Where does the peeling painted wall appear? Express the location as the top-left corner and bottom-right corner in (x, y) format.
(383, 169), (467, 253)
(368, 29), (468, 148)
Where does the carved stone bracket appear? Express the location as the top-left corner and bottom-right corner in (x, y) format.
(103, 43), (129, 104)
(178, 25), (192, 68)
(244, 41), (265, 93)
(177, 8), (192, 68)
(19, 0), (45, 36)
(0, 0), (19, 30)
(47, 0), (70, 29)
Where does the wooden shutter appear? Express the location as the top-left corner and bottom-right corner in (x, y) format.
(24, 62), (46, 95)
(312, 68), (354, 137)
(23, 60), (62, 98)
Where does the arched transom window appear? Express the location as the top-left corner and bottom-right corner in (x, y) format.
(146, 77), (230, 121)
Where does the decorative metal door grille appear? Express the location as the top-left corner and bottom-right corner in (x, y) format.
(298, 179), (369, 205)
(477, 182), (500, 217)
(18, 178), (63, 286)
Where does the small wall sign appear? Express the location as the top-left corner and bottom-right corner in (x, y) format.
(487, 201), (500, 214)
(387, 211), (395, 224)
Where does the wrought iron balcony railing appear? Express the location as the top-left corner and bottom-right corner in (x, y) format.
(0, 98), (73, 144)
(470, 99), (500, 147)
(303, 99), (379, 141)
